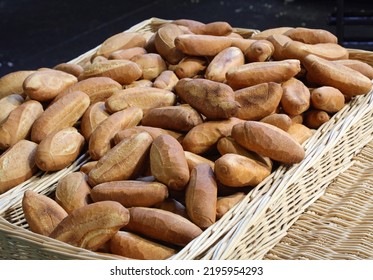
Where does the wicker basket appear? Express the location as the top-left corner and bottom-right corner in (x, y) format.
(0, 17), (372, 260)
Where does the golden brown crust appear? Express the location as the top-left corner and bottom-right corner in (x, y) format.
(91, 180), (168, 207)
(235, 82), (283, 120)
(123, 207), (202, 246)
(88, 107), (143, 160)
(80, 102), (110, 141)
(281, 78), (311, 116)
(23, 69), (78, 102)
(88, 131), (153, 186)
(0, 94), (24, 124)
(185, 164), (217, 229)
(231, 121), (305, 164)
(31, 91), (90, 143)
(0, 70), (35, 99)
(0, 100), (43, 149)
(55, 172), (91, 214)
(110, 231), (177, 260)
(35, 127), (85, 171)
(0, 140), (38, 194)
(150, 134), (190, 191)
(22, 190), (68, 236)
(49, 201), (130, 251)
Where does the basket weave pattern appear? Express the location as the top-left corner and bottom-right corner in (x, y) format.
(0, 18), (373, 260)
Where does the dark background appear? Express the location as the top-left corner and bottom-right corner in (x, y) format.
(1, 0), (373, 76)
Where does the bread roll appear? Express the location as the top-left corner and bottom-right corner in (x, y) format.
(95, 32), (146, 58)
(91, 180), (168, 207)
(310, 86), (345, 113)
(153, 70), (179, 91)
(23, 69), (77, 102)
(123, 207), (203, 246)
(214, 153), (271, 187)
(0, 100), (43, 149)
(79, 60), (142, 85)
(110, 231), (177, 260)
(131, 53), (167, 81)
(0, 140), (38, 194)
(108, 47), (147, 60)
(0, 70), (35, 98)
(231, 121), (305, 164)
(53, 63), (84, 77)
(141, 104), (203, 132)
(80, 102), (110, 141)
(185, 164), (217, 229)
(105, 87), (176, 115)
(226, 59), (301, 89)
(31, 91), (90, 143)
(303, 54), (372, 96)
(88, 131), (153, 186)
(35, 127), (85, 171)
(0, 94), (24, 124)
(216, 192), (245, 219)
(150, 134), (190, 191)
(281, 78), (310, 115)
(49, 201), (130, 251)
(88, 107), (143, 160)
(235, 82), (283, 120)
(55, 172), (91, 214)
(22, 190), (68, 236)
(175, 78), (239, 120)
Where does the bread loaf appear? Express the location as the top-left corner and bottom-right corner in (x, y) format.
(153, 70), (179, 91)
(88, 107), (143, 160)
(55, 172), (92, 214)
(235, 82), (283, 120)
(35, 127), (85, 171)
(22, 190), (68, 236)
(175, 78), (239, 120)
(0, 140), (38, 194)
(31, 91), (90, 143)
(110, 231), (177, 260)
(123, 207), (202, 246)
(150, 134), (190, 191)
(141, 104), (203, 132)
(281, 78), (311, 115)
(49, 201), (130, 251)
(0, 100), (43, 149)
(231, 121), (305, 164)
(88, 131), (153, 186)
(185, 163), (217, 229)
(310, 86), (345, 113)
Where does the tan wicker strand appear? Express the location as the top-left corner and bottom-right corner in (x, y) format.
(0, 18), (373, 260)
(264, 142), (373, 260)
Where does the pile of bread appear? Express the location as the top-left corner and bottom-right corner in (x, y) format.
(0, 19), (372, 260)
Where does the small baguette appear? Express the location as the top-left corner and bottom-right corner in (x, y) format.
(123, 207), (203, 246)
(0, 70), (35, 98)
(0, 140), (38, 195)
(88, 107), (143, 160)
(80, 101), (110, 141)
(31, 91), (90, 143)
(231, 121), (305, 164)
(22, 190), (68, 236)
(0, 100), (43, 149)
(141, 104), (203, 132)
(35, 127), (85, 172)
(150, 134), (190, 191)
(110, 231), (177, 260)
(91, 180), (168, 207)
(88, 131), (153, 186)
(55, 172), (92, 214)
(185, 164), (217, 229)
(49, 201), (130, 251)
(226, 59), (301, 89)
